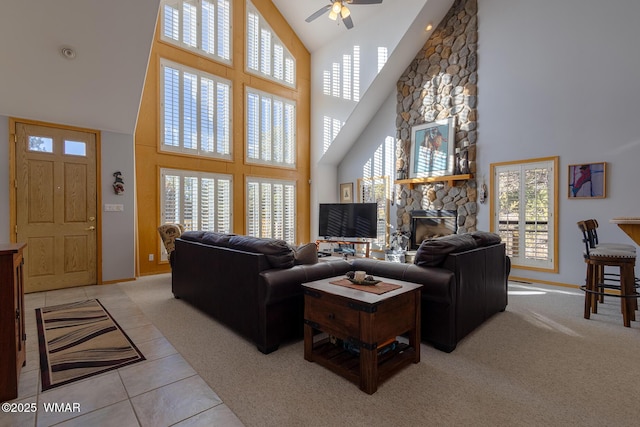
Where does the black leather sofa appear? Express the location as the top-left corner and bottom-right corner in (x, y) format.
(172, 231), (510, 354)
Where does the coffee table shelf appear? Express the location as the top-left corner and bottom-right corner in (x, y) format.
(309, 337), (415, 387)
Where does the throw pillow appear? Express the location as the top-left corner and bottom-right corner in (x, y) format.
(414, 233), (478, 267)
(292, 243), (318, 265)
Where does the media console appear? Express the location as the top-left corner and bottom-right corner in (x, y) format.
(315, 239), (371, 258)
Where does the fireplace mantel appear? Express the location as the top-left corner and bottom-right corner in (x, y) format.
(395, 174), (473, 189)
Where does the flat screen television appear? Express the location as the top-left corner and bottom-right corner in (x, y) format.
(318, 203), (378, 239)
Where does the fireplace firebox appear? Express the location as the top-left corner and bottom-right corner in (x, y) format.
(410, 210), (458, 250)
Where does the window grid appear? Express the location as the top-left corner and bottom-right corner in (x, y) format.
(161, 168), (233, 259)
(161, 0), (232, 64)
(246, 1), (296, 88)
(161, 59), (232, 159)
(246, 178), (296, 244)
(246, 88), (296, 168)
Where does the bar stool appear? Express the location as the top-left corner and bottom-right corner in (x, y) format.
(578, 221), (638, 326)
(586, 219), (636, 253)
(581, 219), (639, 305)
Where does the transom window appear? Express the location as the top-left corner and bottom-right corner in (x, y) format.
(246, 88), (296, 167)
(161, 59), (231, 159)
(28, 136), (53, 153)
(161, 0), (231, 63)
(161, 168), (232, 234)
(491, 157), (558, 272)
(246, 177), (296, 244)
(246, 1), (296, 87)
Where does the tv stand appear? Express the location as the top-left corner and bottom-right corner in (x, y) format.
(315, 239), (370, 258)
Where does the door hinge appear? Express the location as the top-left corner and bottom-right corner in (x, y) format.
(13, 134), (17, 143)
(15, 225), (18, 234)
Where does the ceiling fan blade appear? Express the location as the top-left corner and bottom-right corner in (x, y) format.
(348, 0), (383, 5)
(342, 14), (354, 29)
(305, 4), (332, 23)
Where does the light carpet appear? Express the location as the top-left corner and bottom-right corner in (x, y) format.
(120, 275), (640, 427)
(36, 299), (145, 391)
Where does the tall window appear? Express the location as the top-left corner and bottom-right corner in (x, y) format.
(358, 176), (390, 249)
(491, 157), (558, 271)
(246, 178), (296, 243)
(246, 1), (296, 87)
(161, 168), (232, 234)
(246, 88), (296, 167)
(161, 59), (231, 158)
(161, 0), (231, 63)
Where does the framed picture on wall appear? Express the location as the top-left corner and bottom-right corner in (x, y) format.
(409, 117), (455, 178)
(340, 182), (353, 202)
(568, 162), (606, 198)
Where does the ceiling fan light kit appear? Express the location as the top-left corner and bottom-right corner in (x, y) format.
(306, 0), (383, 30)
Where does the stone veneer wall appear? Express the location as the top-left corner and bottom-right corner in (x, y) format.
(395, 0), (478, 246)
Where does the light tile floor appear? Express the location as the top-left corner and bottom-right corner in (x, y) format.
(1, 284), (245, 427)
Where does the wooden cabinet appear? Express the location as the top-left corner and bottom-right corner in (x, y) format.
(0, 243), (27, 402)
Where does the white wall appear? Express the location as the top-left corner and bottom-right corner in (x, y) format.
(100, 131), (136, 282)
(477, 0), (640, 285)
(336, 91), (398, 237)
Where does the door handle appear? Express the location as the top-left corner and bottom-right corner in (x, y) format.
(85, 226), (96, 231)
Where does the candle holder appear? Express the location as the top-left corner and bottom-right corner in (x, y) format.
(459, 145), (469, 174)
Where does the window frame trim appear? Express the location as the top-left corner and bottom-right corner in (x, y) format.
(245, 176), (297, 243)
(159, 0), (233, 65)
(159, 58), (233, 160)
(245, 0), (296, 89)
(489, 156), (559, 273)
(244, 86), (297, 169)
(159, 167), (234, 260)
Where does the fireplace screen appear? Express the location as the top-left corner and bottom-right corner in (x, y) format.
(410, 210), (457, 249)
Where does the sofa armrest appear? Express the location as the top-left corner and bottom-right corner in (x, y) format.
(349, 258), (454, 302)
(259, 260), (352, 305)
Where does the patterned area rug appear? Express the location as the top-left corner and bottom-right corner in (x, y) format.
(36, 299), (145, 391)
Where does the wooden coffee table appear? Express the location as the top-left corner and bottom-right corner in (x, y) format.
(302, 276), (421, 394)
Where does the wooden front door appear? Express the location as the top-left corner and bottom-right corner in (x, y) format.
(15, 122), (98, 292)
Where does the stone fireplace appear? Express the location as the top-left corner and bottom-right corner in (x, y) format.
(394, 0), (479, 251)
(410, 210), (457, 250)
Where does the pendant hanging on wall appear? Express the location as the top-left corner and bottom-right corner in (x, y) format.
(113, 171), (125, 195)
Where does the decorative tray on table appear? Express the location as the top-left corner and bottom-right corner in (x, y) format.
(347, 278), (381, 286)
(345, 271), (380, 286)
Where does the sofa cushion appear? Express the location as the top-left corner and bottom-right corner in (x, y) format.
(179, 231), (235, 247)
(291, 243), (318, 265)
(228, 235), (295, 269)
(414, 233), (478, 267)
(470, 231), (502, 247)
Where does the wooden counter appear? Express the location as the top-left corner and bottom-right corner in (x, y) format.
(610, 217), (640, 246)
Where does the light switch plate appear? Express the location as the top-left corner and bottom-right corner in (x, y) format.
(105, 204), (124, 212)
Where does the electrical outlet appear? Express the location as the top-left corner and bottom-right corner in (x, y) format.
(148, 254), (154, 261)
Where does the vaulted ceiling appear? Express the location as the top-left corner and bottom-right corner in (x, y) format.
(0, 0), (428, 135)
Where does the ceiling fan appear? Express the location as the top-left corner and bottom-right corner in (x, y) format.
(305, 0), (383, 30)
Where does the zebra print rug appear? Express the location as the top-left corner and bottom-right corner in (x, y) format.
(36, 299), (145, 391)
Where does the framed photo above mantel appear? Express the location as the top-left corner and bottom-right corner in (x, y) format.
(568, 162), (606, 198)
(409, 117), (455, 178)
